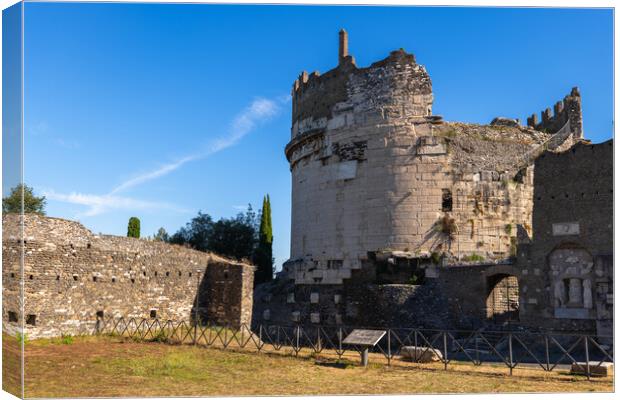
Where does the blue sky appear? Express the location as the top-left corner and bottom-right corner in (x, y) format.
(18, 4), (613, 270)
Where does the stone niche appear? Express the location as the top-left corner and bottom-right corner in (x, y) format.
(549, 247), (596, 319)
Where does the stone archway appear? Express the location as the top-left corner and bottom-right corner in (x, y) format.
(486, 274), (520, 323)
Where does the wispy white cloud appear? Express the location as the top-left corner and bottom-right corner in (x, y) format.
(109, 154), (199, 195)
(44, 190), (187, 218)
(55, 138), (80, 149)
(47, 96), (284, 217)
(111, 97), (280, 195)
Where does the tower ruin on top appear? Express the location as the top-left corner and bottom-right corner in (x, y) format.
(283, 30), (582, 286)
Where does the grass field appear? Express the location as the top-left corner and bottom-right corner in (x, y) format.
(2, 334), (613, 397)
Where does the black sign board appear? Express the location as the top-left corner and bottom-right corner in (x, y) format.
(342, 329), (387, 347)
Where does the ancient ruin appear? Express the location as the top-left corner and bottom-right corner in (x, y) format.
(2, 214), (255, 338)
(254, 30), (613, 337)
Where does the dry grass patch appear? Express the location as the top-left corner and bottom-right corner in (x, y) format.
(7, 334), (613, 397)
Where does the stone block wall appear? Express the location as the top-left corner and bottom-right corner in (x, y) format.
(2, 214), (254, 338)
(517, 139), (613, 334)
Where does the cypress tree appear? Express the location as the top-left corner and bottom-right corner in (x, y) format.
(127, 217), (141, 238)
(255, 195), (273, 285)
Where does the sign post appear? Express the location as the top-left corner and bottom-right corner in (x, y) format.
(342, 329), (387, 367)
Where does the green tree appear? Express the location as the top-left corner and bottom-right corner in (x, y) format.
(153, 227), (169, 242)
(254, 195), (273, 286)
(2, 184), (46, 215)
(169, 206), (259, 261)
(127, 217), (141, 238)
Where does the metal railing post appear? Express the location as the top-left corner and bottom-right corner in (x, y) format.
(584, 335), (591, 380)
(387, 329), (392, 367)
(338, 327), (343, 361)
(544, 335), (550, 371)
(508, 333), (514, 376)
(443, 331), (448, 371)
(258, 324), (263, 353)
(295, 325), (300, 357)
(192, 312), (197, 346)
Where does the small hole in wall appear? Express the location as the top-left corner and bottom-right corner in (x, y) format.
(178, 271), (182, 277)
(564, 193), (569, 198)
(10, 273), (15, 278)
(29, 275), (33, 280)
(87, 243), (91, 249)
(143, 271), (146, 276)
(8, 311), (18, 323)
(166, 272), (170, 277)
(154, 271), (158, 277)
(96, 310), (104, 319)
(189, 272), (192, 277)
(112, 277), (116, 283)
(150, 310), (157, 319)
(73, 275), (78, 281)
(56, 275), (60, 280)
(131, 278), (135, 284)
(26, 314), (36, 326)
(92, 276), (97, 282)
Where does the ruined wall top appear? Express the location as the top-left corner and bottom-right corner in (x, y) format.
(526, 87), (583, 139)
(2, 213), (254, 270)
(291, 30), (433, 128)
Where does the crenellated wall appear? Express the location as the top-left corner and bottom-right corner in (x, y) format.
(2, 214), (255, 338)
(526, 87), (583, 140)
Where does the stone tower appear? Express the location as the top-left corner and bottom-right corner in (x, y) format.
(283, 31), (579, 287)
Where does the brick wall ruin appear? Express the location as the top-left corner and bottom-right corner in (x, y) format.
(2, 214), (254, 338)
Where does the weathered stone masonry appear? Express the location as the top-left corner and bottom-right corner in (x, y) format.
(254, 31), (611, 335)
(2, 214), (254, 338)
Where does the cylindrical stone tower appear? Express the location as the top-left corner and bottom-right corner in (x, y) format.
(284, 31), (438, 285)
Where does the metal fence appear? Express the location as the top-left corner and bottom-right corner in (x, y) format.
(96, 316), (613, 380)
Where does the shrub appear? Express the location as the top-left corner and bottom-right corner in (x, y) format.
(430, 252), (442, 265)
(16, 332), (28, 345)
(463, 253), (485, 262)
(438, 215), (458, 239)
(60, 334), (74, 345)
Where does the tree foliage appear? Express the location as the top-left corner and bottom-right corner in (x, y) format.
(254, 195), (274, 285)
(153, 227), (169, 242)
(127, 217), (141, 238)
(2, 184), (46, 215)
(169, 206), (259, 262)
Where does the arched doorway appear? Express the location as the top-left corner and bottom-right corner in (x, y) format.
(486, 274), (519, 323)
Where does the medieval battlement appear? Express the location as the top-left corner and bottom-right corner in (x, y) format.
(526, 87), (583, 139)
(290, 30), (433, 134)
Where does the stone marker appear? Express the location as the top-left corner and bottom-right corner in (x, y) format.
(570, 361), (613, 377)
(400, 346), (443, 363)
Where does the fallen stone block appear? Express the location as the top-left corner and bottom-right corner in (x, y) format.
(400, 346), (443, 363)
(570, 361), (613, 377)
